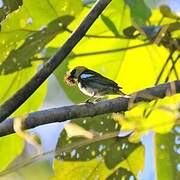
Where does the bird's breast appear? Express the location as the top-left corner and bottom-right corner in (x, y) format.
(78, 82), (94, 97)
(78, 82), (103, 97)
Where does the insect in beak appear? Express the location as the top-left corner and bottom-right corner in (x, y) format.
(64, 72), (76, 86)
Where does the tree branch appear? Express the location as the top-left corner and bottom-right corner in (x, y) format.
(0, 0), (112, 122)
(0, 80), (180, 137)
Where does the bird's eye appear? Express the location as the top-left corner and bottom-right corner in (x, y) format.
(71, 69), (76, 76)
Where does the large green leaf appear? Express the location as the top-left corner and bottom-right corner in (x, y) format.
(0, 62), (47, 116)
(53, 114), (144, 178)
(0, 15), (74, 74)
(155, 125), (180, 180)
(52, 0), (180, 138)
(67, 15), (180, 137)
(125, 0), (151, 24)
(0, 134), (24, 172)
(0, 0), (83, 174)
(0, 0), (83, 74)
(101, 15), (120, 36)
(54, 53), (88, 103)
(0, 62), (47, 172)
(53, 146), (143, 180)
(53, 0), (131, 103)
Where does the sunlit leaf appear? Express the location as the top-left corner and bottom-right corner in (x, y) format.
(0, 134), (24, 172)
(64, 123), (94, 139)
(0, 0), (83, 74)
(0, 16), (74, 74)
(53, 159), (112, 180)
(53, 0), (131, 103)
(0, 62), (47, 116)
(114, 94), (179, 142)
(53, 145), (144, 179)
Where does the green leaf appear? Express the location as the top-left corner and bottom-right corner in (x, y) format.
(61, 1), (180, 138)
(52, 48), (87, 103)
(155, 125), (180, 180)
(125, 0), (151, 24)
(53, 0), (131, 103)
(0, 15), (74, 74)
(54, 114), (144, 178)
(0, 134), (24, 172)
(53, 159), (112, 180)
(160, 5), (179, 19)
(0, 0), (83, 74)
(101, 15), (120, 36)
(0, 62), (47, 116)
(106, 167), (135, 180)
(53, 145), (144, 179)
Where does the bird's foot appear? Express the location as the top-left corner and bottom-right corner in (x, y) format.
(84, 97), (102, 104)
(94, 98), (102, 103)
(85, 99), (94, 104)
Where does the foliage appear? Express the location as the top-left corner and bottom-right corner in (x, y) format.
(0, 134), (24, 172)
(53, 115), (144, 179)
(155, 125), (180, 180)
(0, 0), (82, 175)
(0, 0), (179, 179)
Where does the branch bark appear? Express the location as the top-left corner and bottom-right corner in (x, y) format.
(0, 0), (112, 122)
(0, 80), (179, 137)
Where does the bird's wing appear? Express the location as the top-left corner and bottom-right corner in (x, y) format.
(80, 69), (122, 88)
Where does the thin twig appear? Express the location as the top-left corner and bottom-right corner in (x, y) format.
(167, 55), (180, 81)
(0, 0), (113, 122)
(65, 27), (128, 39)
(73, 42), (151, 57)
(155, 50), (175, 85)
(144, 53), (179, 118)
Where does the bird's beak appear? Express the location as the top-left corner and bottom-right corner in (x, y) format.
(64, 72), (76, 86)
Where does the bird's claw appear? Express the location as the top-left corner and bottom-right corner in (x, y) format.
(85, 99), (94, 104)
(94, 98), (102, 102)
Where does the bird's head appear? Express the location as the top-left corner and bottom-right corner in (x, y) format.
(64, 66), (87, 86)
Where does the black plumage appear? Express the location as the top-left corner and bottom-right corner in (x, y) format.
(65, 66), (125, 102)
(78, 69), (124, 97)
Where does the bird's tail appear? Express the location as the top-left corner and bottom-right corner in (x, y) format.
(117, 89), (126, 96)
(116, 87), (129, 97)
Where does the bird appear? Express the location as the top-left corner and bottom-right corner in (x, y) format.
(64, 66), (125, 102)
